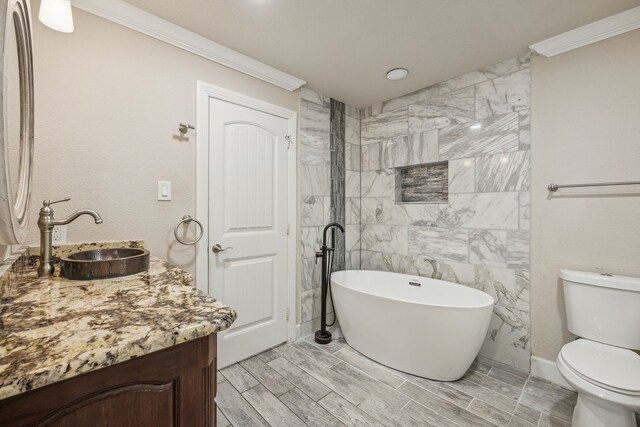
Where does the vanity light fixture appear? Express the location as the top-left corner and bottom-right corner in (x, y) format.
(39, 0), (74, 33)
(386, 68), (408, 81)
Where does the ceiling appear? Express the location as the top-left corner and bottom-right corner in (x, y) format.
(122, 0), (639, 107)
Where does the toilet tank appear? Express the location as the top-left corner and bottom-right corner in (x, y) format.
(561, 270), (640, 350)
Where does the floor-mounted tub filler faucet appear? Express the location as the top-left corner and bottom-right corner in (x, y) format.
(314, 222), (345, 345)
(37, 198), (103, 277)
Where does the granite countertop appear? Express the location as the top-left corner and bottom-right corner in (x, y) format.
(0, 244), (236, 400)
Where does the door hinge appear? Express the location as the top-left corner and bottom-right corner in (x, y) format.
(285, 135), (293, 149)
(287, 223), (290, 235)
(286, 307), (290, 321)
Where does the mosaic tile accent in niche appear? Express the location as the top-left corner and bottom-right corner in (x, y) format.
(395, 161), (448, 203)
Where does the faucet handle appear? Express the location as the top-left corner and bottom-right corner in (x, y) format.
(42, 197), (71, 207)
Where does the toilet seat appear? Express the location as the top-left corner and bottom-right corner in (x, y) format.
(560, 340), (640, 396)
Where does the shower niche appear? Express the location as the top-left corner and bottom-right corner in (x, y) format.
(395, 161), (449, 203)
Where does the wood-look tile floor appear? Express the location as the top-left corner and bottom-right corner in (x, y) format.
(216, 334), (579, 427)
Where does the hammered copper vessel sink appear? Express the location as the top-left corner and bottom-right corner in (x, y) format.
(60, 248), (150, 280)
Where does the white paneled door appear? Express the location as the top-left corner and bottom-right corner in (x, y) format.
(207, 97), (290, 367)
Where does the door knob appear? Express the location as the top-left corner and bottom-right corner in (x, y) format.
(212, 244), (233, 253)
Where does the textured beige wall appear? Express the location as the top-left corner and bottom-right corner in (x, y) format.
(530, 29), (640, 361)
(29, 4), (299, 275)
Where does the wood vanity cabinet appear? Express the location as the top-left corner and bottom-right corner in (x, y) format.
(0, 334), (217, 427)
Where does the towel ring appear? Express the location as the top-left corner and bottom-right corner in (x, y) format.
(174, 215), (204, 245)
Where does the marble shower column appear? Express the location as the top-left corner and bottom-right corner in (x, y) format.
(330, 99), (346, 271)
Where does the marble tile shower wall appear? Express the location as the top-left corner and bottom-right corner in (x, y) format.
(359, 54), (531, 371)
(299, 87), (361, 336)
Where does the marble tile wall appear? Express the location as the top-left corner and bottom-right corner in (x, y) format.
(359, 54), (531, 371)
(300, 88), (360, 336)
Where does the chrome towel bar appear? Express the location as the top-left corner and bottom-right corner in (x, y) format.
(548, 181), (640, 192)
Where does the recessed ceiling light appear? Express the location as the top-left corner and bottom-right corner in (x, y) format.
(386, 68), (408, 81)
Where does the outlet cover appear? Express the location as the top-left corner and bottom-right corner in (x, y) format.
(52, 225), (67, 245)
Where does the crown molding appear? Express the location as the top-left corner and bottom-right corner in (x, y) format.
(530, 6), (640, 57)
(71, 0), (306, 91)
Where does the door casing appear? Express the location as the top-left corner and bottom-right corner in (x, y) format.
(195, 81), (298, 342)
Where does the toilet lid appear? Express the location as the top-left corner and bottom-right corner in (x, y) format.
(561, 340), (640, 395)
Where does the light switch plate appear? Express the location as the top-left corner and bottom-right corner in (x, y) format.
(157, 180), (172, 201)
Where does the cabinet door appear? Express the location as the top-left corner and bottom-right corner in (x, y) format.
(0, 335), (216, 427)
(42, 383), (176, 427)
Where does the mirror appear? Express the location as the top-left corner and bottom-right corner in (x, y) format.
(0, 0), (34, 244)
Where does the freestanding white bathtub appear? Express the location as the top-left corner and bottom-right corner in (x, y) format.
(331, 270), (494, 381)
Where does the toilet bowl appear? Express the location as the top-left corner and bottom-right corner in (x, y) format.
(557, 270), (640, 427)
(557, 339), (640, 427)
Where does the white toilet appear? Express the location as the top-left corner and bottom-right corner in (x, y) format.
(557, 270), (640, 427)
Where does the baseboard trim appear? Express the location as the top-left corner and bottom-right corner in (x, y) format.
(294, 324), (301, 341)
(531, 355), (573, 390)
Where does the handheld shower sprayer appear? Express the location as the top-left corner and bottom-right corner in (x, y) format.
(315, 222), (345, 345)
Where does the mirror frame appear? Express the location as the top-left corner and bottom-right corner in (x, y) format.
(0, 0), (34, 244)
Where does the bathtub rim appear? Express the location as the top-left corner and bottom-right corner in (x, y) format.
(331, 269), (495, 310)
